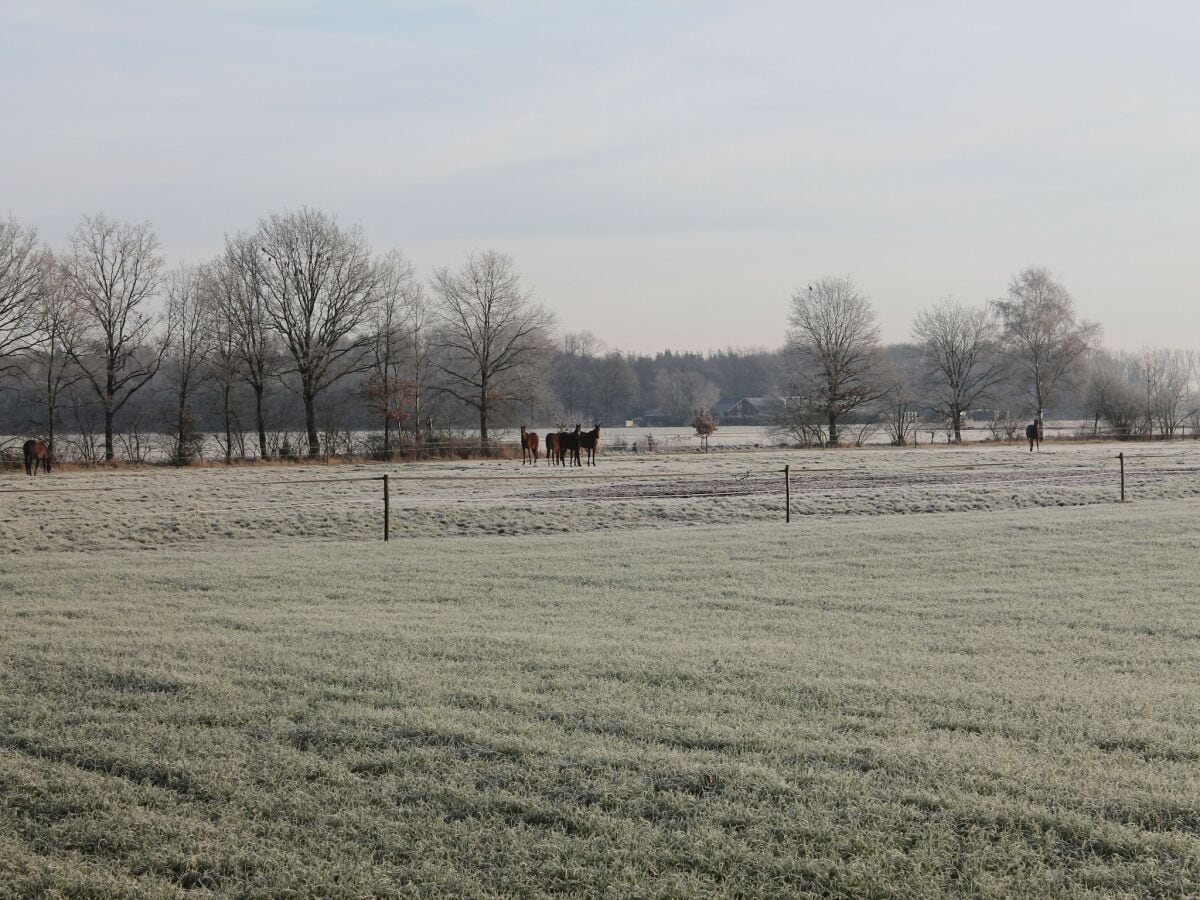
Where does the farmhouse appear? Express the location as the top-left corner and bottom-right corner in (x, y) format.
(711, 396), (780, 425)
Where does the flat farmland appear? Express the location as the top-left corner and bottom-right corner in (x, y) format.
(2, 443), (1199, 896)
(2, 441), (1198, 551)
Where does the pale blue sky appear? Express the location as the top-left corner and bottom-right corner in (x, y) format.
(2, 1), (1198, 352)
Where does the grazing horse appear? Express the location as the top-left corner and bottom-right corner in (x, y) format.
(520, 426), (539, 465)
(579, 425), (600, 466)
(23, 439), (52, 475)
(544, 431), (560, 466)
(1026, 419), (1042, 452)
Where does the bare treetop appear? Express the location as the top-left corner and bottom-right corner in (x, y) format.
(993, 266), (1101, 419)
(431, 249), (555, 443)
(62, 213), (167, 460)
(0, 217), (51, 367)
(912, 297), (1005, 441)
(255, 207), (380, 455)
(785, 275), (885, 444)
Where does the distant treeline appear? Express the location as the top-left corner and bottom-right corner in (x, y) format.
(1, 211), (1196, 462)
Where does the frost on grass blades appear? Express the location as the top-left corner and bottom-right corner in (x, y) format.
(1, 443), (1199, 897)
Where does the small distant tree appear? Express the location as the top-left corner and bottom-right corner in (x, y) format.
(912, 298), (1005, 442)
(1135, 347), (1196, 438)
(785, 276), (885, 445)
(363, 250), (420, 456)
(215, 234), (279, 460)
(163, 264), (214, 464)
(877, 348), (924, 447)
(1084, 351), (1139, 436)
(993, 267), (1100, 421)
(200, 265), (245, 463)
(691, 406), (717, 451)
(24, 262), (86, 456)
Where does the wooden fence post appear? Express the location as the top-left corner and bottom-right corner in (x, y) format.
(1118, 452), (1125, 503)
(784, 464), (791, 523)
(383, 474), (390, 541)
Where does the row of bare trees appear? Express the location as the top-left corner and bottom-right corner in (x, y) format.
(781, 267), (1117, 446)
(4, 212), (1194, 457)
(0, 211), (555, 461)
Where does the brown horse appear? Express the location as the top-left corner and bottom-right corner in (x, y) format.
(544, 431), (560, 466)
(579, 425), (600, 466)
(557, 425), (582, 467)
(520, 426), (539, 465)
(23, 439), (52, 475)
(1026, 419), (1042, 452)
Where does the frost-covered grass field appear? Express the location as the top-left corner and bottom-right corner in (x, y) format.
(2, 440), (1199, 551)
(2, 443), (1200, 896)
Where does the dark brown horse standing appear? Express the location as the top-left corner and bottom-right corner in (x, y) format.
(23, 439), (52, 475)
(579, 425), (600, 466)
(1026, 419), (1042, 452)
(558, 425), (582, 467)
(520, 426), (539, 465)
(544, 431), (560, 466)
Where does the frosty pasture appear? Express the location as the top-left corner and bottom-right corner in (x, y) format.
(2, 440), (1199, 551)
(2, 443), (1200, 896)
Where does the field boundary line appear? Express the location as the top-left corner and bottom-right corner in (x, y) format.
(0, 475), (385, 495)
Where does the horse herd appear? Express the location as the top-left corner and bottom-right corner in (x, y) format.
(520, 425), (600, 467)
(13, 420), (1040, 476)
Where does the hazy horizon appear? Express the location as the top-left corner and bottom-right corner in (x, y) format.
(3, 1), (1198, 354)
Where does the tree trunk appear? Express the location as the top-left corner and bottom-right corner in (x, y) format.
(412, 393), (422, 458)
(303, 382), (320, 457)
(952, 406), (963, 443)
(104, 407), (115, 461)
(254, 383), (268, 460)
(828, 411), (838, 446)
(176, 394), (187, 464)
(479, 378), (489, 453)
(223, 385), (233, 464)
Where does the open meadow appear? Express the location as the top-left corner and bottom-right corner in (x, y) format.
(2, 442), (1200, 896)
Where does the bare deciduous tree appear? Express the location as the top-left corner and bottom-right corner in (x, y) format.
(24, 262), (87, 455)
(0, 217), (51, 373)
(364, 250), (421, 456)
(164, 265), (214, 463)
(200, 268), (245, 463)
(877, 345), (925, 447)
(785, 276), (885, 445)
(63, 214), (167, 461)
(1136, 347), (1196, 438)
(430, 250), (555, 445)
(1084, 351), (1139, 436)
(256, 209), (379, 457)
(993, 267), (1100, 421)
(214, 234), (279, 459)
(555, 331), (603, 422)
(912, 298), (1005, 442)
